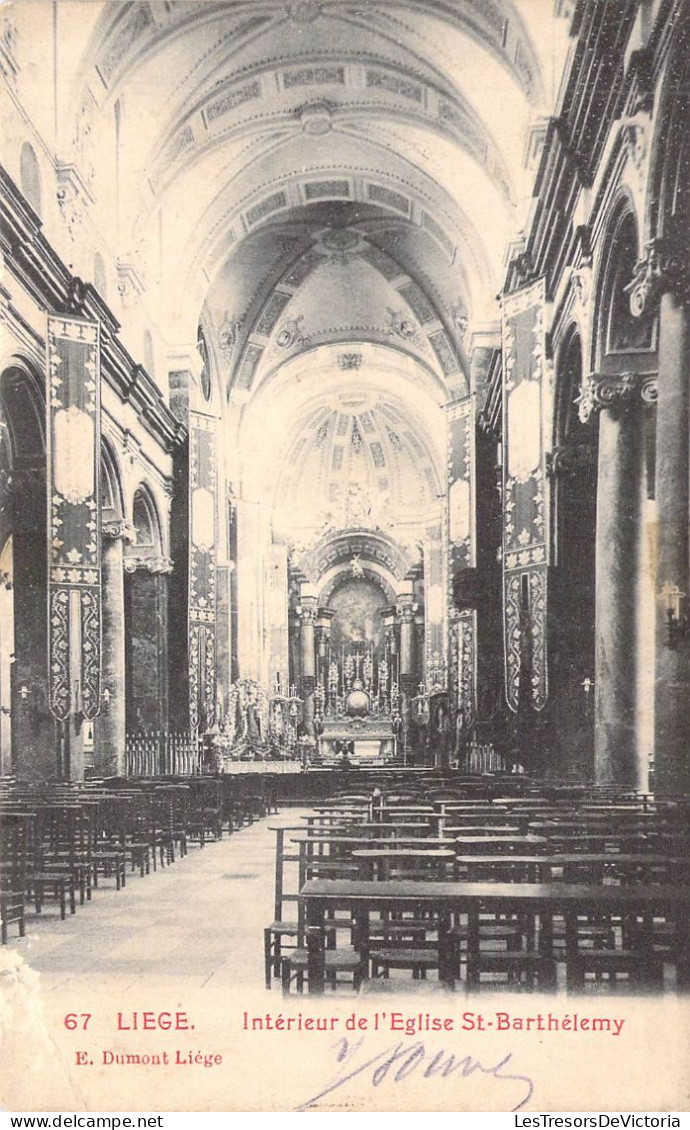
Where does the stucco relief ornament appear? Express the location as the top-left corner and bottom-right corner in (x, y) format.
(571, 263), (592, 314)
(620, 116), (648, 175)
(218, 312), (242, 362)
(574, 374), (599, 424)
(338, 352), (363, 370)
(350, 553), (364, 578)
(386, 308), (419, 344)
(627, 240), (690, 317)
(451, 303), (469, 345)
(102, 518), (136, 542)
(0, 17), (18, 83)
(288, 0), (322, 21)
(124, 554), (174, 575)
(276, 314), (309, 349)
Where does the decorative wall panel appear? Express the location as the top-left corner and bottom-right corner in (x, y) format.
(501, 278), (549, 711)
(424, 523), (446, 688)
(449, 609), (476, 724)
(447, 399), (473, 572)
(189, 412), (218, 731)
(46, 316), (101, 721)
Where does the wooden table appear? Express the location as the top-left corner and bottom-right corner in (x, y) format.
(302, 818), (433, 835)
(453, 834), (548, 854)
(299, 878), (690, 993)
(351, 847), (457, 880)
(454, 853), (685, 882)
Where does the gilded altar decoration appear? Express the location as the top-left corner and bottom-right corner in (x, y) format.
(46, 315), (101, 721)
(189, 412), (218, 731)
(501, 278), (549, 712)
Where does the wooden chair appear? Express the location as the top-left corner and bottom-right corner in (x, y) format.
(0, 812), (29, 943)
(263, 827), (304, 988)
(280, 925), (366, 995)
(26, 804), (80, 918)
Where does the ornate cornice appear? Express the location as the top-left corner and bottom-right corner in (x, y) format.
(124, 554), (174, 575)
(628, 239), (690, 316)
(575, 372), (658, 423)
(1, 167), (186, 455)
(56, 162), (93, 240)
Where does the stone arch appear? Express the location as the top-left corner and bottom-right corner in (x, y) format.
(548, 325), (598, 780)
(124, 483), (170, 733)
(100, 435), (125, 518)
(646, 4), (690, 251)
(95, 436), (128, 776)
(0, 359), (51, 777)
(593, 201), (654, 373)
(130, 482), (164, 553)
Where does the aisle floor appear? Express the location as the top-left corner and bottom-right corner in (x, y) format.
(4, 811), (304, 994)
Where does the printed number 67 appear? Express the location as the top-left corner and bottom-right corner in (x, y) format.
(64, 1013), (92, 1030)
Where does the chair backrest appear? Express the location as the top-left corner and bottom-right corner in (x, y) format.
(270, 826), (304, 928)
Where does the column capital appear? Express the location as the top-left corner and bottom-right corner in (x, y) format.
(124, 554), (173, 575)
(297, 600), (317, 625)
(396, 599), (417, 623)
(575, 372), (657, 423)
(628, 239), (690, 316)
(102, 518), (136, 542)
(546, 443), (597, 477)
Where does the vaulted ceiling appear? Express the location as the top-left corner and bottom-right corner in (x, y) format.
(62, 0), (567, 343)
(51, 0), (569, 546)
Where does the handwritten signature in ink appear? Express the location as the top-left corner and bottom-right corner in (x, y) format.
(295, 1035), (535, 1112)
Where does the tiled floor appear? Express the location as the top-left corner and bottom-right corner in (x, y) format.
(4, 811), (304, 993)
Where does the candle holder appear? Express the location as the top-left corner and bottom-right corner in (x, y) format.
(661, 583), (688, 649)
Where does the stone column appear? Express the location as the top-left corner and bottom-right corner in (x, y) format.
(629, 243), (690, 793)
(314, 608), (333, 716)
(96, 518), (135, 776)
(9, 468), (54, 779)
(577, 372), (656, 786)
(124, 554), (173, 733)
(299, 586), (317, 736)
(654, 291), (690, 792)
(396, 584), (417, 759)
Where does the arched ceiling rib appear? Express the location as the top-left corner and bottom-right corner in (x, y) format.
(58, 0), (557, 349)
(203, 215), (468, 403)
(84, 1), (545, 109)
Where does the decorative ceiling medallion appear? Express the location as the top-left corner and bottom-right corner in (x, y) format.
(276, 314), (309, 349)
(386, 307), (418, 342)
(287, 0), (322, 22)
(338, 352), (363, 370)
(218, 312), (242, 362)
(312, 225), (367, 265)
(300, 102), (332, 136)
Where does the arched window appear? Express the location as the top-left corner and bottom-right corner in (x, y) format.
(100, 440), (123, 516)
(601, 211), (654, 356)
(19, 142), (42, 218)
(132, 487), (160, 549)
